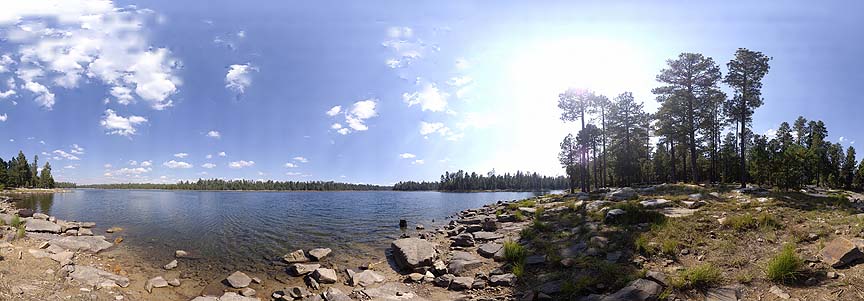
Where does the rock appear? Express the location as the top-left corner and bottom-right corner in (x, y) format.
(586, 201), (611, 211)
(78, 228), (93, 236)
(145, 276), (169, 293)
(399, 219), (408, 228)
(312, 268), (337, 284)
(449, 277), (473, 291)
(472, 278), (486, 289)
(226, 271), (253, 288)
(105, 227), (123, 233)
(70, 266), (130, 288)
(64, 229), (79, 236)
(432, 260), (448, 275)
(24, 218), (62, 233)
(600, 279), (662, 301)
(48, 236), (113, 253)
(769, 285), (790, 299)
(306, 276), (320, 290)
(287, 263), (321, 276)
(407, 273), (425, 282)
(489, 273), (516, 286)
(391, 238), (437, 270)
(167, 278), (181, 287)
(17, 209), (34, 218)
(416, 224), (425, 230)
(536, 280), (563, 295)
(821, 237), (864, 268)
(447, 251), (483, 276)
(645, 271), (668, 287)
(288, 286), (309, 299)
(452, 233), (475, 247)
(477, 243), (503, 258)
(308, 248), (332, 261)
(497, 214), (517, 222)
(683, 200), (707, 209)
(283, 249), (310, 263)
(605, 209), (626, 222)
(28, 248), (50, 258)
(828, 271), (838, 279)
(360, 282), (421, 300)
(482, 218), (497, 231)
(688, 193), (703, 201)
(239, 287), (256, 297)
(322, 287), (352, 301)
(175, 250), (188, 258)
(49, 251), (74, 266)
(347, 269), (385, 287)
(33, 213), (49, 220)
(705, 286), (740, 301)
(607, 187), (638, 201)
(472, 231), (504, 241)
(163, 259), (178, 270)
(526, 255), (546, 265)
(434, 274), (455, 287)
(639, 199), (672, 208)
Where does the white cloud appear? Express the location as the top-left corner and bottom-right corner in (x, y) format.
(52, 149), (80, 160)
(331, 123), (343, 130)
(218, 151), (227, 157)
(114, 167), (151, 175)
(206, 130), (221, 138)
(2, 2), (181, 110)
(201, 163), (216, 169)
(399, 153), (416, 159)
(285, 172), (302, 176)
(129, 160), (138, 166)
(329, 99), (378, 134)
(382, 26), (430, 68)
(337, 128), (350, 135)
(0, 114), (6, 122)
(293, 156), (308, 163)
(225, 64), (256, 94)
(70, 143), (85, 155)
(403, 83), (448, 112)
(326, 106), (341, 116)
(839, 136), (846, 143)
(411, 159), (425, 165)
(140, 160), (152, 167)
(420, 121), (446, 135)
(64, 165), (76, 169)
(205, 154), (213, 159)
(228, 160), (255, 168)
(174, 152), (188, 158)
(100, 109), (147, 136)
(103, 164), (112, 169)
(163, 160), (192, 169)
(284, 162), (297, 168)
(447, 76), (473, 87)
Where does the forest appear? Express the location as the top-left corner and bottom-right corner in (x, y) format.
(0, 151), (56, 189)
(393, 170), (569, 191)
(556, 48), (864, 193)
(74, 179), (390, 191)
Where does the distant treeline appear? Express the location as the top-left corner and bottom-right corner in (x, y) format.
(78, 179), (390, 191)
(0, 151), (56, 189)
(393, 170), (569, 191)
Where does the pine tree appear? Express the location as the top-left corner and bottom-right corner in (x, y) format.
(723, 48), (771, 188)
(842, 146), (857, 189)
(40, 162), (55, 188)
(558, 88), (594, 192)
(559, 134), (579, 193)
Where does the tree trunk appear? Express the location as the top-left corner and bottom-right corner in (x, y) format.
(740, 112), (747, 188)
(670, 139), (677, 183)
(687, 97), (700, 183)
(601, 109), (607, 188)
(580, 110), (588, 192)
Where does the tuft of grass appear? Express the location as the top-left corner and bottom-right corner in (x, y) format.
(10, 215), (23, 228)
(512, 262), (525, 277)
(534, 207), (546, 220)
(16, 226), (25, 238)
(507, 199), (537, 210)
(726, 212), (782, 231)
(604, 202), (666, 226)
(660, 238), (679, 256)
(513, 210), (525, 221)
(520, 227), (536, 241)
(672, 263), (721, 289)
(503, 240), (527, 264)
(765, 243), (802, 283)
(532, 219), (551, 233)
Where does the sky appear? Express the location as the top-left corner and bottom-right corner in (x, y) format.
(0, 0), (862, 185)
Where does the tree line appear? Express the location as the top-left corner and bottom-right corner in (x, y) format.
(0, 151), (55, 189)
(558, 48), (864, 193)
(393, 170), (569, 191)
(76, 178), (390, 191)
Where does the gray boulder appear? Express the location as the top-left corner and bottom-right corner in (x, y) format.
(391, 238), (437, 270)
(145, 276), (169, 293)
(447, 251), (483, 276)
(226, 271), (252, 288)
(606, 188), (638, 201)
(322, 287), (352, 301)
(489, 273), (516, 286)
(69, 265), (130, 288)
(451, 233), (475, 247)
(49, 236), (113, 253)
(477, 243), (502, 258)
(287, 263), (320, 276)
(347, 269), (385, 287)
(600, 278), (662, 301)
(283, 249), (310, 263)
(822, 237), (864, 268)
(312, 268), (337, 284)
(24, 218), (62, 233)
(472, 231), (503, 241)
(449, 277), (473, 291)
(308, 248), (332, 261)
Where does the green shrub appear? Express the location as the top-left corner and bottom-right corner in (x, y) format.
(10, 215), (23, 228)
(756, 212), (782, 230)
(765, 244), (802, 283)
(512, 261), (525, 277)
(534, 207), (545, 220)
(672, 264), (721, 289)
(507, 199), (536, 210)
(503, 240), (527, 264)
(16, 226), (25, 239)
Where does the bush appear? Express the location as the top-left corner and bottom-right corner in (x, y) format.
(766, 244), (802, 283)
(672, 264), (721, 289)
(503, 240), (527, 264)
(512, 261), (525, 277)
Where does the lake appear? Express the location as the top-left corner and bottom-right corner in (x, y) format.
(14, 189), (548, 276)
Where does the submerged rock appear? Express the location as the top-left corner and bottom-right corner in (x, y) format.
(283, 249), (310, 263)
(391, 238), (437, 270)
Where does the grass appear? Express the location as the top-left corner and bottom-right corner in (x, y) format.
(507, 199), (537, 210)
(16, 226), (25, 239)
(10, 215), (23, 228)
(671, 263), (721, 289)
(603, 202), (667, 226)
(724, 212), (781, 231)
(765, 243), (802, 283)
(513, 210), (525, 221)
(512, 262), (525, 277)
(504, 240), (527, 263)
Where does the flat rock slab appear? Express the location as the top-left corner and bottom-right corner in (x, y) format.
(705, 286), (741, 301)
(313, 268), (338, 284)
(347, 269), (385, 287)
(283, 249), (310, 263)
(477, 243), (502, 258)
(145, 276), (169, 293)
(70, 265), (130, 288)
(49, 236), (113, 253)
(489, 273), (516, 286)
(472, 231), (503, 241)
(323, 287), (352, 301)
(361, 282), (428, 301)
(391, 238), (437, 270)
(658, 207), (699, 218)
(287, 263), (320, 276)
(24, 218), (62, 233)
(191, 292), (258, 301)
(447, 251), (483, 276)
(821, 237), (864, 268)
(640, 199), (672, 208)
(601, 278), (662, 301)
(308, 248), (331, 261)
(226, 271), (252, 288)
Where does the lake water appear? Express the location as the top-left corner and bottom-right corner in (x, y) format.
(14, 189), (547, 276)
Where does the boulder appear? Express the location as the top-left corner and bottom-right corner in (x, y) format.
(322, 287), (352, 301)
(283, 249), (310, 263)
(78, 228), (93, 236)
(472, 231), (503, 241)
(226, 271), (252, 288)
(105, 227), (123, 233)
(497, 214), (517, 222)
(688, 193), (703, 201)
(451, 233), (475, 247)
(69, 265), (130, 288)
(175, 250), (189, 258)
(821, 237), (864, 267)
(33, 213), (49, 220)
(449, 277), (473, 291)
(586, 201), (611, 212)
(24, 218), (62, 233)
(288, 286), (309, 299)
(391, 238), (437, 270)
(287, 263), (320, 276)
(312, 268), (337, 284)
(645, 271), (669, 287)
(432, 260), (448, 275)
(639, 199), (672, 209)
(489, 273), (516, 286)
(605, 209), (626, 222)
(164, 259), (178, 270)
(168, 278), (181, 287)
(482, 218), (498, 231)
(447, 251), (483, 276)
(48, 236), (113, 253)
(407, 273), (424, 282)
(308, 248), (332, 261)
(600, 279), (662, 301)
(17, 209), (34, 218)
(145, 276), (169, 293)
(49, 251), (74, 266)
(607, 188), (638, 201)
(434, 274), (455, 287)
(347, 269), (385, 287)
(705, 286), (741, 301)
(477, 243), (503, 258)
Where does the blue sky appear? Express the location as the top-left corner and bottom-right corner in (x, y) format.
(0, 1), (862, 185)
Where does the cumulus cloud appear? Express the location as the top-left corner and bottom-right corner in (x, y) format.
(201, 163), (216, 169)
(100, 109), (147, 136)
(140, 160), (152, 167)
(228, 160), (255, 168)
(382, 26), (433, 68)
(218, 151), (227, 157)
(1, 1), (181, 109)
(207, 130), (221, 138)
(419, 121), (463, 141)
(52, 149), (80, 160)
(326, 106), (341, 116)
(327, 99), (378, 135)
(284, 162), (297, 168)
(205, 154), (213, 159)
(411, 159), (425, 165)
(399, 153), (416, 159)
(293, 156), (308, 163)
(225, 64), (256, 94)
(70, 144), (85, 155)
(0, 114), (6, 122)
(163, 160), (192, 169)
(403, 83), (448, 112)
(174, 152), (188, 158)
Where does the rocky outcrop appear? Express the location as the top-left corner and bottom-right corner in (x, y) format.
(391, 238), (437, 270)
(24, 218), (62, 233)
(821, 237), (864, 267)
(49, 236), (113, 253)
(69, 265), (130, 288)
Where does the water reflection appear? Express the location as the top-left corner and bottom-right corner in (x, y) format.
(13, 193), (54, 215)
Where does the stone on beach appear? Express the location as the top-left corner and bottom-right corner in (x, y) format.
(283, 249), (310, 263)
(145, 276), (169, 293)
(451, 233), (475, 247)
(312, 268), (338, 284)
(164, 259), (178, 270)
(226, 271), (253, 288)
(449, 276), (473, 291)
(821, 237), (864, 268)
(347, 269), (385, 287)
(175, 250), (189, 258)
(477, 243), (503, 258)
(489, 273), (516, 287)
(447, 251), (483, 276)
(24, 218), (62, 233)
(48, 235), (113, 253)
(69, 265), (131, 288)
(287, 263), (320, 276)
(323, 287), (352, 301)
(391, 237), (437, 270)
(308, 248), (332, 261)
(600, 278), (663, 301)
(49, 251), (74, 266)
(472, 231), (503, 241)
